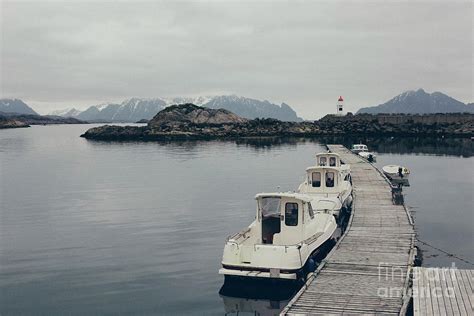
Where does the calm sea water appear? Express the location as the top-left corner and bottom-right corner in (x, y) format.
(1, 125), (473, 315)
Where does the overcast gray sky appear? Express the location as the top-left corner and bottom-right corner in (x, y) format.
(1, 0), (472, 118)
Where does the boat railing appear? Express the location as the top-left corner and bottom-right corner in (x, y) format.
(226, 227), (251, 244)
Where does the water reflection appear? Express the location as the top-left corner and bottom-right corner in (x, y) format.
(219, 280), (300, 316)
(85, 136), (474, 156)
(315, 136), (474, 157)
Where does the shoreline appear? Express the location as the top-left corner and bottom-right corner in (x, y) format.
(81, 130), (474, 141)
(80, 109), (474, 141)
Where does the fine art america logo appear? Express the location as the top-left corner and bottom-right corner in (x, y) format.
(377, 263), (457, 298)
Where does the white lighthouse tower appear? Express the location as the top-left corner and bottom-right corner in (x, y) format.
(337, 96), (344, 116)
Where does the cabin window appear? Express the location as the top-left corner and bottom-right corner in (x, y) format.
(285, 203), (298, 226)
(329, 157), (336, 166)
(311, 172), (321, 187)
(326, 172), (335, 187)
(319, 157), (327, 166)
(308, 203), (314, 219)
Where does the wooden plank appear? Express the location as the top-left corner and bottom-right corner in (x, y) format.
(433, 267), (449, 315)
(439, 268), (455, 316)
(458, 270), (474, 313)
(413, 267), (421, 316)
(448, 268), (469, 315)
(457, 269), (473, 313)
(444, 267), (462, 315)
(424, 268), (434, 316)
(417, 267), (428, 316)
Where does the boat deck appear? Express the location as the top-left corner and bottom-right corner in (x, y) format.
(413, 267), (473, 316)
(281, 144), (416, 315)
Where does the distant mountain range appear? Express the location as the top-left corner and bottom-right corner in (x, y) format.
(357, 89), (474, 114)
(3, 90), (473, 124)
(0, 111), (85, 127)
(46, 96), (303, 122)
(0, 99), (39, 115)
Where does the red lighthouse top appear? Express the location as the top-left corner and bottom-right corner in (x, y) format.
(338, 96), (344, 102)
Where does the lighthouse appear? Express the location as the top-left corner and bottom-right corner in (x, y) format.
(337, 96), (344, 116)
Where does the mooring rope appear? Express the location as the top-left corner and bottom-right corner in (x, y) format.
(416, 237), (474, 267)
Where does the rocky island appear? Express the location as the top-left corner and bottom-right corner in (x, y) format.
(0, 111), (87, 129)
(81, 103), (474, 140)
(0, 115), (30, 129)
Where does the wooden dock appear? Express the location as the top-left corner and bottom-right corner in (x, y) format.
(281, 144), (416, 315)
(413, 267), (473, 315)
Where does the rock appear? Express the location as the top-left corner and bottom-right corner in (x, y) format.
(148, 103), (248, 127)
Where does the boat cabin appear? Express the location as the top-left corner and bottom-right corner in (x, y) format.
(303, 166), (345, 193)
(351, 144), (368, 152)
(316, 153), (342, 167)
(255, 193), (315, 246)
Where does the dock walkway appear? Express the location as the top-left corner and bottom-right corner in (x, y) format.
(413, 267), (473, 316)
(282, 144), (416, 315)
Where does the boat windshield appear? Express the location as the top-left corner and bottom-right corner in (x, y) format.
(354, 145), (368, 151)
(259, 197), (281, 217)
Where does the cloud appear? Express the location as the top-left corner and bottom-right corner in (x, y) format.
(1, 0), (472, 118)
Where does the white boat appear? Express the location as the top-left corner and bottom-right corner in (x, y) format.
(297, 156), (353, 218)
(219, 192), (338, 281)
(382, 165), (410, 181)
(358, 151), (377, 162)
(351, 144), (368, 153)
(351, 144), (377, 162)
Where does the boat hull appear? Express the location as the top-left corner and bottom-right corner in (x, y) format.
(219, 229), (338, 281)
(358, 151), (377, 162)
(384, 173), (410, 181)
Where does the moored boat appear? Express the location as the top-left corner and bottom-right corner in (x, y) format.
(219, 193), (338, 281)
(358, 150), (377, 162)
(297, 163), (352, 218)
(382, 164), (410, 181)
(351, 144), (377, 162)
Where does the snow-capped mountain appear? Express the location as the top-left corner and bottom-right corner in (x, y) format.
(357, 89), (474, 114)
(70, 98), (165, 122)
(48, 108), (82, 117)
(50, 96), (302, 122)
(0, 98), (39, 115)
(163, 96), (213, 106)
(204, 95), (301, 121)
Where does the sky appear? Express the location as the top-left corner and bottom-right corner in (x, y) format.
(1, 0), (472, 119)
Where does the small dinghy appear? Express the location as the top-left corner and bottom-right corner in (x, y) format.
(383, 165), (410, 181)
(351, 144), (377, 162)
(219, 193), (338, 281)
(358, 151), (377, 162)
